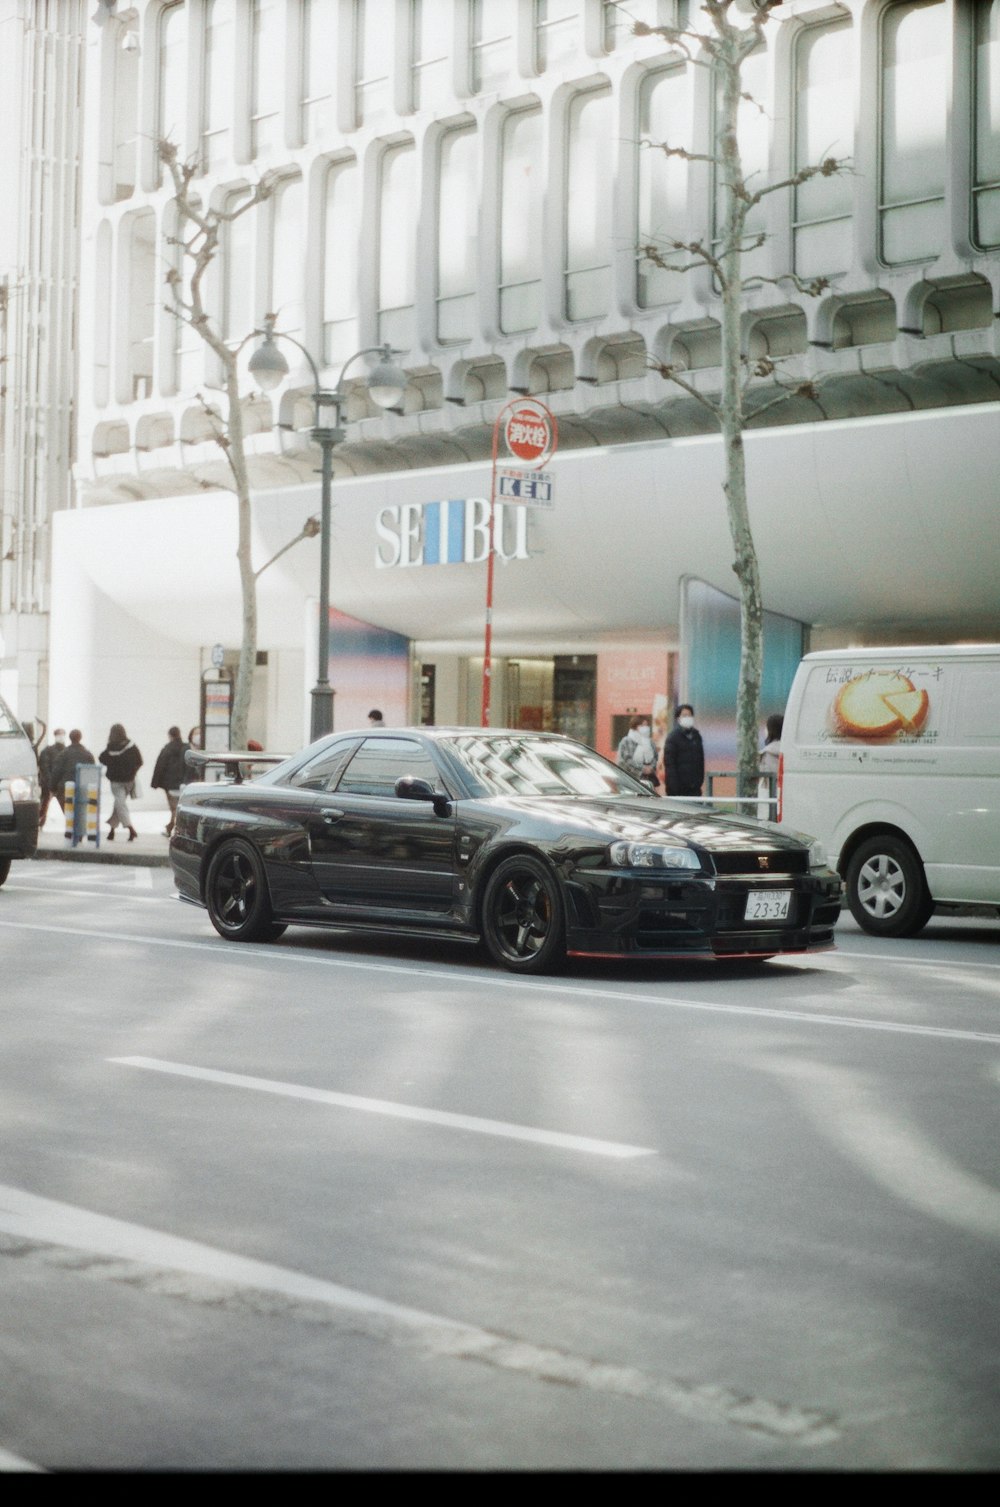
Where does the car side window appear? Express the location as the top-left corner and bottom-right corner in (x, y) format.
(336, 737), (442, 797)
(286, 740), (360, 792)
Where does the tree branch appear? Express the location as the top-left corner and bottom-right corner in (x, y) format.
(649, 358), (722, 419)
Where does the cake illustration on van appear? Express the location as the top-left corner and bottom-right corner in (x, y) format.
(832, 671), (930, 740)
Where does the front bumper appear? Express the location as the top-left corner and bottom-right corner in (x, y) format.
(0, 799), (40, 860)
(564, 868), (843, 959)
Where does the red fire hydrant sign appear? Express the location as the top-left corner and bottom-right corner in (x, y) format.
(482, 398), (558, 725)
(503, 401), (555, 467)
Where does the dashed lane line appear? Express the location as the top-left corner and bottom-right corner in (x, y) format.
(110, 1055), (656, 1160)
(1, 919), (999, 1047)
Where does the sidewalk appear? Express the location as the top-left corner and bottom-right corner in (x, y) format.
(32, 805), (173, 868)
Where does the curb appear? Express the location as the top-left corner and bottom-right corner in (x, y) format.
(32, 842), (172, 870)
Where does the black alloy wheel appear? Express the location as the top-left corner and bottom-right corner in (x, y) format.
(205, 838), (287, 943)
(481, 854), (566, 974)
(845, 834), (933, 938)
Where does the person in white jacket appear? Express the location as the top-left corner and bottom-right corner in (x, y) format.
(617, 715), (659, 790)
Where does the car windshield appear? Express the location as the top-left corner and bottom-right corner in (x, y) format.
(448, 734), (650, 799)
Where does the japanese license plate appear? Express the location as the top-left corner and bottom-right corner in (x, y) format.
(744, 890), (792, 922)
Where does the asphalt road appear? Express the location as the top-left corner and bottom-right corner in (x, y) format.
(1, 860), (998, 1471)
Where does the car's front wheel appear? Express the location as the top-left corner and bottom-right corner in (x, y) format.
(205, 838), (287, 943)
(481, 855), (566, 974)
(845, 834), (933, 937)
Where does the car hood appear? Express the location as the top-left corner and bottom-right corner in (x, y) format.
(489, 795), (810, 853)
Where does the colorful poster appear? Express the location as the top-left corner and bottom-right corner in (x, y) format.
(326, 608), (411, 731)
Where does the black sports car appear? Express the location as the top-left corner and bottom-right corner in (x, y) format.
(170, 727), (842, 974)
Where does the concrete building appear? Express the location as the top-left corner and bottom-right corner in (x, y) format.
(14, 1), (1000, 768)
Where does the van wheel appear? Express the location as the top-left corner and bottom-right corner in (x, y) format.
(845, 836), (933, 937)
(0, 858), (10, 888)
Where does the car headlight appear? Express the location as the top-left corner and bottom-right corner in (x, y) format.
(808, 838), (828, 870)
(609, 841), (702, 871)
(6, 776), (37, 802)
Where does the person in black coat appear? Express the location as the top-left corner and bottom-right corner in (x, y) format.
(664, 703), (705, 798)
(151, 726), (189, 837)
(99, 723), (143, 842)
(51, 730), (96, 810)
(38, 728), (67, 824)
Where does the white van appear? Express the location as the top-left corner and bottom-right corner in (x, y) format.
(778, 645), (1000, 936)
(0, 694), (40, 886)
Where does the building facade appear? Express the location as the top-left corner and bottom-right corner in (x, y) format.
(35, 0), (1000, 767)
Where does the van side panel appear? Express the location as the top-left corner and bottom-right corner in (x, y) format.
(781, 653), (1000, 907)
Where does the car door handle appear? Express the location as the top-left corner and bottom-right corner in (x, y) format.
(319, 808), (345, 824)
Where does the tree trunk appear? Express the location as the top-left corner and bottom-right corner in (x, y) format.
(717, 27), (763, 810)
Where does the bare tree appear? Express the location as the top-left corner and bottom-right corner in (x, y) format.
(158, 140), (318, 751)
(635, 1), (845, 804)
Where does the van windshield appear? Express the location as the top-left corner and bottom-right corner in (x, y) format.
(0, 699), (24, 737)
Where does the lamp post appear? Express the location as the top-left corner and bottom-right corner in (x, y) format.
(248, 318), (406, 741)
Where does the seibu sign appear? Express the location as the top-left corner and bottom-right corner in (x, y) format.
(503, 401), (555, 466)
(376, 498), (530, 569)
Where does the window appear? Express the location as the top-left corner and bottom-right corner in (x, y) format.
(973, 1), (1000, 248)
(637, 66), (691, 307)
(158, 1), (187, 163)
(535, 0), (577, 73)
(438, 125), (478, 342)
(500, 106), (543, 333)
(355, 0), (392, 126)
(471, 0), (512, 93)
(566, 87), (613, 321)
(271, 177), (305, 338)
(322, 159), (361, 366)
(251, 0), (283, 155)
(290, 739), (361, 790)
(124, 211), (156, 401)
(113, 21), (140, 198)
(378, 141), (416, 350)
(301, 0), (337, 140)
(713, 47), (768, 252)
(223, 191), (255, 344)
(338, 738), (442, 796)
(879, 1), (947, 266)
(793, 19), (853, 278)
(603, 0), (686, 51)
(167, 202), (203, 392)
(411, 0), (451, 113)
(202, 0), (235, 171)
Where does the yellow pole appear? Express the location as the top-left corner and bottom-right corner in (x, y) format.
(64, 781), (75, 843)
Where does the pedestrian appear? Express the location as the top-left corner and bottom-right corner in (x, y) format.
(185, 726), (205, 784)
(368, 709), (384, 726)
(98, 723), (143, 842)
(664, 703), (705, 798)
(38, 727), (68, 825)
(151, 725), (188, 837)
(617, 714), (659, 790)
(51, 729), (97, 811)
(757, 712), (783, 819)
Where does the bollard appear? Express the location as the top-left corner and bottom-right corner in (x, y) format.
(64, 781), (75, 841)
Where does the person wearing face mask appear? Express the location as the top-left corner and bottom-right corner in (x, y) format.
(664, 703), (705, 798)
(617, 714), (659, 790)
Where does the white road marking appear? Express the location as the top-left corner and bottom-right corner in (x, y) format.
(11, 884), (170, 903)
(109, 1055), (655, 1160)
(0, 1446), (44, 1473)
(793, 947), (1000, 973)
(1, 918), (998, 1046)
(0, 1182), (838, 1444)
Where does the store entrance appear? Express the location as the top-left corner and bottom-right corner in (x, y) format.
(500, 655), (597, 744)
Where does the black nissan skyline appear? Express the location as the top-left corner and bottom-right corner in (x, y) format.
(169, 727), (842, 974)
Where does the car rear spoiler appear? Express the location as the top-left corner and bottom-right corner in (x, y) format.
(184, 749), (291, 785)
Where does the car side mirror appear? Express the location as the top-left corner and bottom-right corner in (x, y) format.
(394, 775), (451, 816)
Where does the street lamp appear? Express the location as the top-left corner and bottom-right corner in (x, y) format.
(247, 318), (406, 741)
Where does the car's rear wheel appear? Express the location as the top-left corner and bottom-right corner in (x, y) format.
(481, 855), (565, 974)
(205, 838), (287, 943)
(845, 834), (933, 937)
(0, 857), (11, 888)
